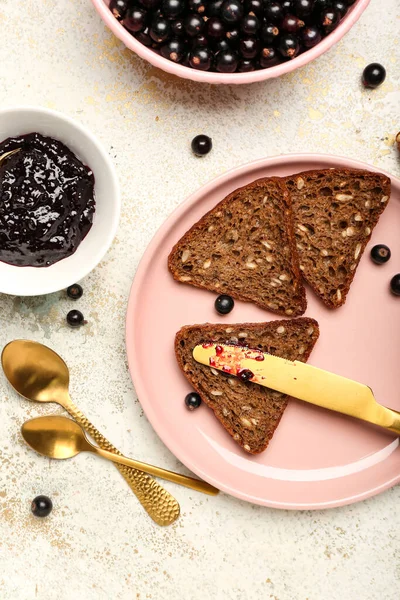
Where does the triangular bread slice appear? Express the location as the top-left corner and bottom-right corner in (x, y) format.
(285, 169), (391, 308)
(168, 177), (307, 317)
(175, 318), (319, 454)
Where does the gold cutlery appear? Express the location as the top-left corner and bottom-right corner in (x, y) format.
(193, 343), (400, 435)
(0, 148), (20, 166)
(2, 340), (181, 526)
(21, 415), (218, 495)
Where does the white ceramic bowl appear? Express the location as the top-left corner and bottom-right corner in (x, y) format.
(0, 106), (120, 296)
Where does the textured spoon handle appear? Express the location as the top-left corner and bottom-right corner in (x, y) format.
(63, 399), (180, 526)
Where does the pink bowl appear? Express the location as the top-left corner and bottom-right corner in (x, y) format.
(91, 0), (370, 84)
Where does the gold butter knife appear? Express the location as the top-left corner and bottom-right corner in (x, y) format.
(193, 343), (400, 435)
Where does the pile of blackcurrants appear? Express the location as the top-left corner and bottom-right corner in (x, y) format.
(109, 0), (356, 74)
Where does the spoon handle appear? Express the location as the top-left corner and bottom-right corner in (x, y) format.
(92, 446), (219, 496)
(0, 148), (20, 166)
(63, 398), (180, 526)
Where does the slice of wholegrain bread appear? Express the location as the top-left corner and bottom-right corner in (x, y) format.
(175, 318), (319, 454)
(285, 169), (391, 308)
(168, 177), (307, 317)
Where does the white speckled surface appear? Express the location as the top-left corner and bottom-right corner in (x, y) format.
(0, 0), (399, 598)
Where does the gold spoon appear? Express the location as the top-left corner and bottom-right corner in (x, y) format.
(2, 340), (182, 525)
(22, 415), (218, 494)
(0, 148), (20, 166)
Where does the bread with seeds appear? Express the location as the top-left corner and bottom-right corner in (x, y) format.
(168, 177), (307, 317)
(175, 318), (319, 454)
(285, 169), (391, 308)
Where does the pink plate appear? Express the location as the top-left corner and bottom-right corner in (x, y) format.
(91, 0), (370, 85)
(126, 154), (400, 509)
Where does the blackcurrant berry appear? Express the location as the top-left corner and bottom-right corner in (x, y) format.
(66, 310), (85, 328)
(189, 47), (213, 70)
(149, 16), (171, 43)
(245, 0), (263, 16)
(277, 33), (300, 59)
(207, 17), (226, 40)
(332, 0), (348, 17)
(215, 48), (238, 72)
(109, 0), (129, 20)
(281, 13), (305, 32)
(294, 0), (314, 18)
(302, 25), (322, 48)
(191, 134), (213, 156)
(370, 244), (391, 265)
(221, 0), (244, 25)
(264, 2), (285, 23)
(226, 28), (240, 47)
(206, 0), (224, 17)
(362, 63), (386, 89)
(162, 0), (185, 19)
(215, 39), (230, 53)
(260, 23), (280, 45)
(185, 392), (202, 410)
(241, 13), (260, 36)
(281, 0), (294, 13)
(160, 38), (186, 62)
(185, 13), (205, 37)
(390, 274), (400, 296)
(215, 294), (234, 314)
(238, 58), (256, 72)
(239, 37), (260, 59)
(188, 0), (206, 14)
(259, 46), (280, 68)
(67, 283), (83, 300)
(31, 496), (53, 518)
(123, 7), (148, 33)
(135, 30), (152, 46)
(319, 9), (340, 33)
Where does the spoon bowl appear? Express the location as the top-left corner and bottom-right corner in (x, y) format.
(2, 340), (70, 406)
(22, 415), (85, 459)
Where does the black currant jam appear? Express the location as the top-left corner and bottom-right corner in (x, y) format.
(0, 132), (96, 267)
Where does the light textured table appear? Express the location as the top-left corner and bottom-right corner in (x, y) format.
(0, 1), (399, 599)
